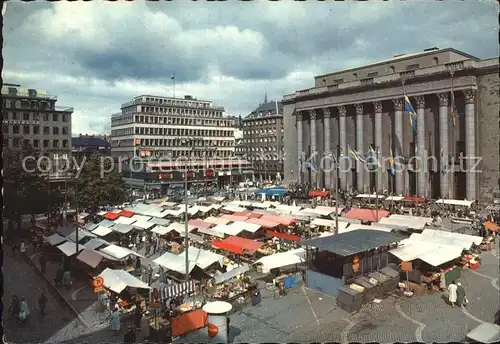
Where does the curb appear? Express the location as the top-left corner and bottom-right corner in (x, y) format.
(26, 253), (92, 329)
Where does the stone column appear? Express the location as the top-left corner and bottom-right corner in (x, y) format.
(415, 96), (426, 197)
(323, 108), (332, 190)
(464, 90), (476, 200)
(296, 112), (304, 184)
(392, 98), (404, 196)
(309, 110), (318, 187)
(438, 93), (449, 199)
(354, 103), (365, 193)
(338, 106), (347, 191)
(374, 101), (383, 193)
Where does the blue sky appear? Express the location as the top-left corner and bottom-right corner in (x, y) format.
(3, 0), (498, 134)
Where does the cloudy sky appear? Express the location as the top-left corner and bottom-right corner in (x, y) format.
(3, 0), (498, 135)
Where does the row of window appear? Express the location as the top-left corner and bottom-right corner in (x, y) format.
(112, 126), (234, 137)
(243, 118), (279, 126)
(3, 124), (70, 136)
(112, 114), (234, 128)
(4, 137), (69, 149)
(117, 138), (235, 148)
(246, 146), (281, 152)
(3, 99), (55, 110)
(5, 111), (69, 122)
(141, 96), (212, 108)
(113, 150), (234, 159)
(244, 128), (283, 136)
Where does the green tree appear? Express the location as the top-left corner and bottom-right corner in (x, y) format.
(76, 153), (128, 213)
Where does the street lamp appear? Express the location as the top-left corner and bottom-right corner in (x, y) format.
(183, 144), (195, 281)
(333, 146), (341, 235)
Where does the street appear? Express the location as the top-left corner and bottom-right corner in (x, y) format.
(3, 251), (88, 343)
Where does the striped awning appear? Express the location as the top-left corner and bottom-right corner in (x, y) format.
(485, 205), (500, 211)
(151, 280), (196, 302)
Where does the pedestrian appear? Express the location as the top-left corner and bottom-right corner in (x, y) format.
(11, 241), (17, 257)
(8, 295), (20, 320)
(62, 270), (72, 289)
(448, 280), (458, 307)
(146, 264), (153, 285)
(20, 241), (26, 255)
(134, 301), (142, 330)
(55, 268), (64, 287)
(19, 297), (30, 324)
(124, 325), (136, 343)
(135, 256), (141, 271)
(38, 292), (48, 318)
(456, 282), (468, 307)
(32, 236), (38, 253)
(152, 236), (157, 254)
(39, 254), (47, 274)
(109, 306), (121, 335)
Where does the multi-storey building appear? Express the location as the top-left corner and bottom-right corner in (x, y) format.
(283, 47), (499, 201)
(243, 100), (284, 182)
(2, 83), (73, 157)
(110, 94), (252, 193)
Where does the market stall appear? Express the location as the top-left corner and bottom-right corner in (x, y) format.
(344, 208), (390, 223)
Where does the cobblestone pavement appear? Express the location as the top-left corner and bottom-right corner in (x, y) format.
(3, 252), (88, 343)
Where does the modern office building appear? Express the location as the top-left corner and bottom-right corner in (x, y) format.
(2, 83), (73, 157)
(243, 99), (284, 182)
(283, 48), (499, 201)
(110, 94), (252, 192)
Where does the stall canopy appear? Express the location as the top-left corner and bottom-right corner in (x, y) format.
(484, 221), (500, 231)
(47, 233), (66, 246)
(187, 206), (201, 216)
(254, 248), (306, 272)
(312, 218), (337, 227)
(83, 222), (99, 231)
(255, 188), (287, 197)
(99, 268), (150, 293)
(246, 217), (280, 229)
(132, 220), (155, 230)
(92, 226), (114, 237)
(403, 196), (425, 203)
(211, 224), (241, 236)
(302, 229), (404, 257)
(197, 226), (226, 238)
(378, 216), (427, 230)
(66, 229), (97, 242)
(228, 221), (261, 234)
(214, 264), (250, 284)
(114, 216), (137, 225)
(274, 205), (302, 214)
(341, 224), (393, 233)
(118, 210), (135, 217)
(166, 222), (195, 234)
(188, 219), (214, 230)
(151, 225), (173, 236)
(204, 217), (231, 225)
(76, 249), (104, 268)
(222, 205), (247, 213)
(212, 240), (244, 255)
(97, 219), (115, 228)
(233, 211), (262, 218)
(99, 244), (143, 260)
(344, 208), (389, 222)
(356, 194), (385, 199)
(153, 252), (196, 274)
(389, 241), (464, 267)
(384, 196), (405, 202)
(435, 199), (474, 207)
(84, 238), (110, 251)
(260, 215), (295, 226)
(412, 229), (482, 249)
(178, 247), (225, 269)
(111, 223), (135, 234)
(309, 190), (329, 197)
(104, 212), (121, 221)
(56, 241), (85, 257)
(221, 214), (249, 222)
(147, 217), (170, 226)
(219, 236), (263, 254)
(266, 230), (301, 243)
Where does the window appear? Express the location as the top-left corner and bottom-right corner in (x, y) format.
(389, 66), (395, 73)
(33, 139), (40, 148)
(53, 140), (59, 148)
(2, 124), (8, 133)
(33, 125), (40, 134)
(43, 140), (49, 148)
(12, 125), (20, 134)
(322, 78), (327, 85)
(23, 125), (30, 134)
(23, 139), (30, 147)
(406, 64), (420, 71)
(353, 73), (358, 79)
(62, 127), (69, 135)
(53, 113), (59, 121)
(12, 112), (18, 120)
(367, 72), (379, 78)
(53, 127), (59, 135)
(433, 57), (439, 65)
(43, 113), (49, 121)
(23, 112), (30, 121)
(334, 78), (343, 84)
(62, 140), (68, 148)
(62, 114), (69, 122)
(43, 126), (50, 134)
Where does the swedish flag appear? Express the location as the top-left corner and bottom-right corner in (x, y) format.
(404, 95), (418, 135)
(389, 148), (395, 176)
(348, 145), (366, 163)
(310, 158), (318, 174)
(368, 146), (381, 168)
(450, 91), (457, 128)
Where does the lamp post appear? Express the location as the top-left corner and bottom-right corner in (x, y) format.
(334, 146), (341, 235)
(184, 145), (194, 282)
(375, 147), (380, 222)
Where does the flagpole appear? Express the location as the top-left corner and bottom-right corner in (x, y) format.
(172, 74), (176, 98)
(450, 70), (456, 198)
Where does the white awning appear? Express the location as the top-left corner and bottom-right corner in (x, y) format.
(312, 218), (337, 227)
(274, 205), (302, 214)
(92, 226), (114, 237)
(132, 221), (155, 230)
(99, 268), (150, 293)
(254, 248), (306, 272)
(97, 219), (115, 228)
(389, 241), (464, 267)
(204, 217), (230, 225)
(47, 233), (66, 246)
(187, 206), (201, 215)
(228, 221), (261, 234)
(147, 217), (170, 226)
(111, 224), (135, 234)
(151, 225), (173, 236)
(114, 216), (137, 225)
(339, 224), (393, 233)
(222, 205), (247, 213)
(435, 199), (474, 207)
(165, 222), (195, 234)
(198, 206), (212, 213)
(416, 229), (482, 248)
(56, 241), (84, 257)
(76, 249), (104, 268)
(178, 247), (225, 270)
(210, 204), (223, 210)
(99, 244), (144, 260)
(214, 264), (250, 284)
(197, 227), (226, 238)
(130, 214), (152, 222)
(356, 194), (385, 199)
(153, 252), (196, 274)
(384, 196), (405, 201)
(66, 229), (97, 242)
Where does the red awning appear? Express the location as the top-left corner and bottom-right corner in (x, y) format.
(260, 215), (296, 226)
(212, 240), (244, 255)
(119, 210), (135, 218)
(309, 190), (329, 197)
(221, 214), (249, 222)
(188, 219), (214, 229)
(233, 212), (262, 218)
(344, 208), (389, 222)
(104, 212), (120, 221)
(266, 230), (301, 243)
(223, 236), (263, 253)
(403, 197), (426, 203)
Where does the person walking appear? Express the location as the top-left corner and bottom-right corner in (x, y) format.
(456, 282), (468, 307)
(124, 325), (136, 343)
(55, 267), (64, 287)
(133, 301), (142, 330)
(62, 270), (72, 289)
(135, 256), (141, 272)
(109, 307), (121, 335)
(19, 298), (30, 324)
(20, 241), (26, 255)
(8, 295), (20, 321)
(448, 280), (458, 307)
(39, 255), (47, 274)
(11, 241), (17, 257)
(38, 293), (48, 318)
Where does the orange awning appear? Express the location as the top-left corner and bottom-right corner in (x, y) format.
(212, 240), (244, 255)
(266, 230), (301, 243)
(260, 215), (296, 226)
(484, 221), (500, 231)
(246, 217), (280, 229)
(344, 208), (389, 222)
(104, 212), (120, 221)
(309, 190), (329, 197)
(233, 212), (262, 218)
(119, 210), (135, 217)
(223, 236), (263, 253)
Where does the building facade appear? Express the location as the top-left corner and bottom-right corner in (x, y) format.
(2, 83), (73, 157)
(283, 48), (499, 201)
(72, 134), (111, 158)
(243, 100), (284, 182)
(110, 94), (251, 192)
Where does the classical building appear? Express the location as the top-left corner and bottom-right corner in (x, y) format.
(243, 99), (284, 182)
(72, 134), (111, 158)
(110, 94), (251, 192)
(2, 83), (73, 156)
(283, 48), (499, 201)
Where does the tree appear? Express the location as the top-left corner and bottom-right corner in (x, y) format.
(76, 153), (128, 213)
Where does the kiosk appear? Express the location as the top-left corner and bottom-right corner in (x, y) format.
(202, 301), (233, 344)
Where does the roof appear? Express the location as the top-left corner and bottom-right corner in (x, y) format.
(301, 229), (404, 257)
(221, 214), (249, 222)
(222, 236), (263, 253)
(178, 247), (225, 270)
(246, 217), (280, 229)
(99, 268), (150, 293)
(245, 100), (283, 119)
(72, 137), (111, 148)
(188, 219), (214, 230)
(56, 241), (84, 257)
(254, 249), (306, 272)
(76, 249), (104, 268)
(344, 208), (390, 222)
